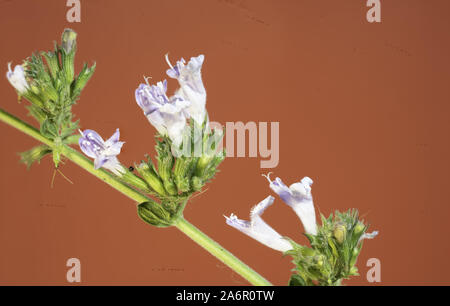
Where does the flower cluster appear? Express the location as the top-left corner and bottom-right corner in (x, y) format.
(135, 54), (207, 147)
(225, 174), (378, 286)
(6, 29), (96, 169)
(76, 53), (224, 227)
(225, 174), (319, 251)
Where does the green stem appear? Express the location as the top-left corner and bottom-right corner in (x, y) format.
(0, 108), (272, 286)
(174, 218), (271, 285)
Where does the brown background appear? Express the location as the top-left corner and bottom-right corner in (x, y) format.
(0, 0), (449, 285)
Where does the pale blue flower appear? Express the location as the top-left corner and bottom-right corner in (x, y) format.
(166, 54), (207, 125)
(6, 63), (29, 94)
(78, 128), (126, 176)
(264, 174), (318, 235)
(135, 79), (190, 147)
(225, 196), (293, 252)
(359, 231), (379, 244)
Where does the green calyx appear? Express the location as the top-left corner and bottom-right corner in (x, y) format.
(286, 209), (372, 286)
(132, 122), (225, 228)
(137, 198), (189, 228)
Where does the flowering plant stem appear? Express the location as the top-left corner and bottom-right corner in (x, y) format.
(0, 107), (272, 286)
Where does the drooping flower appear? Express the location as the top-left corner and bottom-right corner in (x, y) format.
(166, 54), (207, 125)
(225, 195), (293, 252)
(358, 231), (379, 244)
(6, 63), (29, 94)
(135, 79), (190, 147)
(264, 174), (318, 235)
(78, 128), (126, 176)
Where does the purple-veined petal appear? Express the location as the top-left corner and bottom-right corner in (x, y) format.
(94, 155), (108, 170)
(105, 128), (120, 145)
(78, 128), (125, 176)
(102, 157), (126, 176)
(135, 75), (190, 146)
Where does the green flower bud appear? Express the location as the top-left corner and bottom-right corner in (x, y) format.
(61, 29), (77, 83)
(350, 247), (360, 266)
(73, 63), (96, 96)
(40, 83), (59, 102)
(61, 29), (77, 54)
(42, 51), (60, 80)
(333, 223), (347, 244)
(195, 155), (214, 177)
(163, 180), (177, 195)
(175, 176), (190, 193)
(121, 171), (151, 193)
(354, 222), (365, 235)
(191, 176), (204, 191)
(136, 162), (167, 196)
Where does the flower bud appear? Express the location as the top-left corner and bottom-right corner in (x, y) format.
(195, 154), (214, 177)
(333, 223), (347, 244)
(354, 222), (365, 235)
(350, 247), (360, 267)
(73, 63), (96, 95)
(163, 180), (177, 195)
(121, 170), (151, 193)
(191, 176), (204, 191)
(136, 162), (167, 196)
(61, 29), (77, 54)
(42, 51), (60, 80)
(175, 176), (190, 193)
(61, 29), (77, 83)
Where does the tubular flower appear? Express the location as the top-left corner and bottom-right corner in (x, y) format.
(225, 196), (293, 252)
(166, 54), (207, 125)
(358, 231), (379, 244)
(135, 79), (190, 147)
(6, 63), (29, 94)
(265, 174), (318, 235)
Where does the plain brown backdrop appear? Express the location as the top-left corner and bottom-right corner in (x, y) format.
(0, 0), (449, 285)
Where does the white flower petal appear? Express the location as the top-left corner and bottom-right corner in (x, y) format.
(225, 196), (293, 252)
(266, 174), (318, 235)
